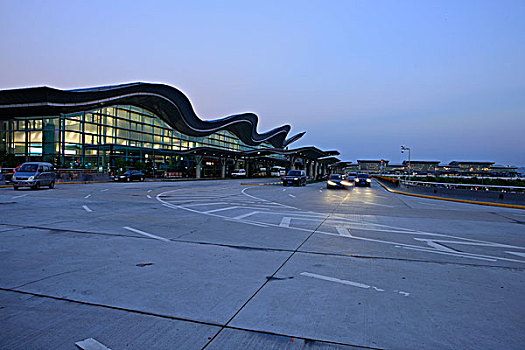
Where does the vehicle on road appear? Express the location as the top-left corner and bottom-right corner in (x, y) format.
(283, 170), (306, 186)
(270, 166), (287, 177)
(346, 173), (358, 182)
(231, 169), (246, 178)
(326, 174), (352, 189)
(12, 162), (55, 190)
(114, 170), (145, 182)
(355, 173), (372, 187)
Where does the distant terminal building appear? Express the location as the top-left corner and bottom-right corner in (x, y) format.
(341, 159), (517, 177)
(357, 160), (389, 173)
(403, 160), (440, 174)
(0, 83), (338, 178)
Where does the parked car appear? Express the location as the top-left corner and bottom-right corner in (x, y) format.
(326, 174), (352, 189)
(12, 162), (55, 190)
(231, 169), (246, 178)
(355, 173), (372, 187)
(283, 170), (307, 186)
(114, 170), (145, 182)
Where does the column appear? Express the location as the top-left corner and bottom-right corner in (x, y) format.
(221, 158), (227, 178)
(195, 155), (203, 179)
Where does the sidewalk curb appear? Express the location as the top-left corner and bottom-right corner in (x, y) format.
(375, 179), (525, 210)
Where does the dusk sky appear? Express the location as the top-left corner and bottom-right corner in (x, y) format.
(1, 0), (524, 165)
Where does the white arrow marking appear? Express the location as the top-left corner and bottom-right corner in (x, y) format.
(75, 337), (111, 350)
(336, 225), (352, 237)
(279, 217), (292, 228)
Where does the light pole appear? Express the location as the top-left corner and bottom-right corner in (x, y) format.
(401, 145), (411, 175)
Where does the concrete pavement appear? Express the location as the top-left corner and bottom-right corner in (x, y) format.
(0, 179), (524, 349)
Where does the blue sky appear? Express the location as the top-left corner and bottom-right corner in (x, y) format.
(1, 0), (524, 165)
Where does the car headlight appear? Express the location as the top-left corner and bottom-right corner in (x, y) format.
(28, 176), (34, 180)
(11, 176), (16, 180)
(294, 177), (298, 180)
(366, 179), (372, 182)
(340, 180), (351, 186)
(327, 180), (336, 186)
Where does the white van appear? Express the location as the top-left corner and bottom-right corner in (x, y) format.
(12, 162), (56, 190)
(270, 166), (286, 177)
(231, 169), (246, 178)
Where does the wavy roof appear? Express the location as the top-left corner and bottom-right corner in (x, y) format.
(0, 82), (304, 148)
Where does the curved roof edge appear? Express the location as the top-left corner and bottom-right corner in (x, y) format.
(0, 82), (305, 148)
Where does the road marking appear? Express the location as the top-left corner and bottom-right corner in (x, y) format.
(301, 272), (371, 289)
(282, 189), (286, 191)
(204, 206), (238, 214)
(100, 189), (108, 192)
(75, 337), (111, 350)
(506, 251), (525, 258)
(147, 189), (153, 193)
(84, 194), (91, 199)
(336, 225), (352, 237)
(413, 238), (522, 249)
(183, 202), (228, 207)
(233, 211), (258, 220)
(397, 246), (497, 261)
(225, 218), (269, 227)
(319, 190), (323, 193)
(82, 205), (93, 212)
(123, 226), (170, 242)
(362, 202), (393, 207)
(241, 188), (299, 209)
(424, 241), (458, 253)
(279, 217), (292, 228)
(288, 194), (296, 198)
(146, 195), (152, 199)
(12, 194), (28, 199)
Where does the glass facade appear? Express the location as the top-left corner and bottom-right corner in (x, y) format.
(0, 105), (282, 175)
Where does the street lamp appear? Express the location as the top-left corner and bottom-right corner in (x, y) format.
(401, 145), (411, 174)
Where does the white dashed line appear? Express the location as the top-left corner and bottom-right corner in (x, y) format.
(288, 194), (296, 198)
(82, 205), (93, 212)
(84, 194), (91, 199)
(147, 189), (153, 193)
(100, 189), (108, 192)
(123, 226), (170, 242)
(146, 195), (152, 199)
(12, 194), (28, 199)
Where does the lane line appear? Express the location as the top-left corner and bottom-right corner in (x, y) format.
(288, 194), (296, 198)
(123, 226), (170, 242)
(279, 217), (292, 228)
(300, 272), (396, 294)
(506, 251), (525, 258)
(75, 338), (112, 350)
(361, 202), (393, 207)
(204, 206), (238, 214)
(233, 211), (258, 220)
(282, 189), (286, 191)
(82, 205), (93, 212)
(100, 189), (108, 192)
(146, 195), (152, 199)
(397, 246), (497, 262)
(336, 225), (352, 237)
(147, 189), (153, 193)
(425, 241), (458, 253)
(413, 238), (523, 249)
(84, 194), (91, 199)
(12, 194), (28, 199)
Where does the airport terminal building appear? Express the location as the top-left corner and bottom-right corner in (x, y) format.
(0, 83), (338, 178)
